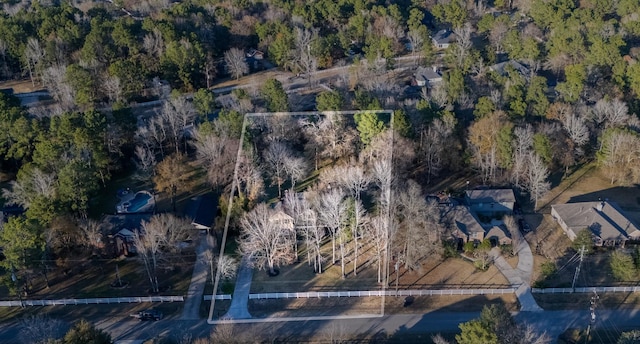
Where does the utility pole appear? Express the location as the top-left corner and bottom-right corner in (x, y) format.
(585, 291), (599, 343)
(572, 245), (586, 291)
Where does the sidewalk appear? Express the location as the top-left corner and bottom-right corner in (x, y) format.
(490, 232), (543, 312)
(180, 234), (216, 320)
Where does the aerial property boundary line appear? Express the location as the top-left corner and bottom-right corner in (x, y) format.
(207, 110), (396, 324)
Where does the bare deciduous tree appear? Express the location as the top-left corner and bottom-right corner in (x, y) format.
(133, 145), (157, 181)
(41, 64), (75, 112)
(335, 164), (369, 276)
(24, 37), (45, 87)
(2, 168), (56, 208)
(300, 113), (357, 168)
(523, 153), (550, 209)
(395, 180), (443, 270)
(591, 98), (630, 129)
(193, 128), (239, 191)
(294, 27), (318, 85)
(134, 213), (193, 293)
(224, 47), (249, 80)
(511, 125), (534, 188)
(77, 218), (104, 255)
(238, 203), (296, 275)
(160, 95), (196, 153)
(263, 142), (292, 198)
(18, 315), (64, 344)
(598, 129), (640, 185)
(204, 251), (238, 288)
(317, 188), (346, 266)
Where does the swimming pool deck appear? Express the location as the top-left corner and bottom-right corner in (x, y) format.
(116, 190), (155, 214)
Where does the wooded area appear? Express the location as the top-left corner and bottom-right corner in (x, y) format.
(0, 0), (640, 307)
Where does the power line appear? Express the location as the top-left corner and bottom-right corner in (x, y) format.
(572, 245), (586, 291)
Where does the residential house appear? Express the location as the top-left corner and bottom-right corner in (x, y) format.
(485, 225), (512, 246)
(431, 29), (455, 49)
(103, 213), (152, 257)
(551, 201), (640, 247)
(450, 206), (511, 245)
(465, 189), (516, 216)
(489, 60), (530, 79)
(414, 66), (443, 88)
(451, 206), (486, 243)
(186, 193), (218, 231)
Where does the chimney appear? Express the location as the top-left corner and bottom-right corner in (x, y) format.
(433, 66), (438, 73)
(597, 201), (604, 211)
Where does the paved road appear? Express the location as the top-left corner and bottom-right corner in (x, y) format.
(2, 309), (637, 343)
(180, 233), (216, 320)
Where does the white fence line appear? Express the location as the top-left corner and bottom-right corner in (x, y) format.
(0, 295), (184, 307)
(203, 294), (232, 301)
(532, 286), (640, 294)
(247, 288), (516, 300)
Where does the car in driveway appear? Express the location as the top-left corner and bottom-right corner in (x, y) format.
(130, 309), (163, 321)
(518, 219), (531, 233)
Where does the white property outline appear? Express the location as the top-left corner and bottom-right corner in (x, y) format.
(208, 110), (395, 324)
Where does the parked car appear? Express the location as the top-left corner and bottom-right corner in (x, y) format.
(518, 219), (531, 233)
(130, 309), (163, 321)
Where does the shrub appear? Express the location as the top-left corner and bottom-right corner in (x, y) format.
(610, 250), (636, 281)
(463, 241), (475, 254)
(442, 240), (458, 258)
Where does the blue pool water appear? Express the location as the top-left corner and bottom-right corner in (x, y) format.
(127, 192), (152, 212)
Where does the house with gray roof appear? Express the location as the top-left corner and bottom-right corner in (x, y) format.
(489, 60), (530, 79)
(414, 66), (443, 88)
(450, 206), (511, 245)
(551, 201), (640, 247)
(465, 189), (516, 216)
(431, 29), (455, 49)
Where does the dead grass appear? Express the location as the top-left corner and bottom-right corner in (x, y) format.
(0, 254), (196, 300)
(248, 294), (518, 318)
(0, 301), (182, 324)
(0, 79), (44, 94)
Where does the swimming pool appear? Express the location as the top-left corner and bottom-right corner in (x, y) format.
(127, 192), (152, 212)
(117, 191), (154, 213)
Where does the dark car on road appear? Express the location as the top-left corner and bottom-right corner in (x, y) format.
(130, 309), (163, 321)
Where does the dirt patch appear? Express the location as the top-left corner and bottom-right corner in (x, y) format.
(0, 79), (44, 94)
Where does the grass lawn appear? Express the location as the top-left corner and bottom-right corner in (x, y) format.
(0, 253), (196, 301)
(0, 301), (183, 324)
(247, 294), (518, 318)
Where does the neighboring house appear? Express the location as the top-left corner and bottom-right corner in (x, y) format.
(246, 48), (264, 60)
(187, 193), (218, 231)
(431, 29), (455, 49)
(551, 201), (640, 247)
(414, 66), (443, 88)
(115, 228), (136, 256)
(269, 209), (295, 233)
(465, 189), (516, 216)
(489, 60), (530, 79)
(103, 213), (152, 257)
(450, 206), (511, 245)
